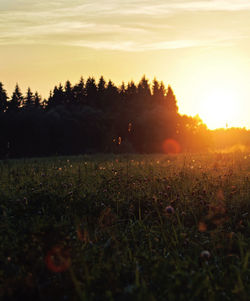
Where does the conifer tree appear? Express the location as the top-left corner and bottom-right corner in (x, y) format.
(85, 77), (97, 107)
(8, 84), (23, 111)
(64, 80), (74, 105)
(137, 75), (151, 98)
(24, 87), (34, 109)
(152, 78), (166, 105)
(0, 82), (8, 112)
(165, 85), (178, 113)
(97, 76), (106, 94)
(126, 81), (137, 99)
(34, 92), (41, 108)
(97, 76), (106, 109)
(73, 77), (85, 105)
(105, 80), (119, 109)
(119, 82), (126, 103)
(53, 84), (65, 106)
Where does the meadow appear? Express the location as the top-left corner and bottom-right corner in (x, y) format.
(0, 153), (249, 301)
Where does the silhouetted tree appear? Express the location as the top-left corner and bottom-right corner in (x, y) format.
(98, 76), (106, 94)
(152, 78), (165, 105)
(0, 75), (247, 158)
(119, 82), (126, 103)
(125, 81), (137, 103)
(165, 85), (178, 113)
(8, 84), (23, 111)
(34, 92), (41, 109)
(105, 80), (119, 110)
(52, 84), (65, 107)
(64, 80), (74, 106)
(137, 75), (151, 101)
(85, 77), (97, 107)
(0, 82), (8, 112)
(24, 87), (34, 109)
(97, 76), (106, 109)
(73, 77), (85, 105)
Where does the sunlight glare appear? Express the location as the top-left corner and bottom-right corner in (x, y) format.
(198, 86), (237, 129)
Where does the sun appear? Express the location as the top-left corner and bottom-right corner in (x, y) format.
(198, 87), (237, 130)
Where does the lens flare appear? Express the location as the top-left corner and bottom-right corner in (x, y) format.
(45, 245), (71, 273)
(162, 139), (181, 154)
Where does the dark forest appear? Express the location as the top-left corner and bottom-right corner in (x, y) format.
(0, 76), (249, 158)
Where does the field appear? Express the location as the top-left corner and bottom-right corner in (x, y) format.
(0, 153), (249, 301)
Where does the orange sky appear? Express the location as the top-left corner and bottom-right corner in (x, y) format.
(1, 0), (250, 129)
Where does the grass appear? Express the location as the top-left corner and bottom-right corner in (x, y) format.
(0, 153), (249, 300)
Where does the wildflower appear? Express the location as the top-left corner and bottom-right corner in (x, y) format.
(165, 205), (175, 215)
(200, 250), (211, 260)
(198, 222), (207, 232)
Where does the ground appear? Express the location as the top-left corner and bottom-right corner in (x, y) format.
(0, 153), (249, 300)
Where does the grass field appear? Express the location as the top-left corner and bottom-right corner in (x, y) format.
(0, 153), (249, 300)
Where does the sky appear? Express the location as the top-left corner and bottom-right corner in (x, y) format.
(1, 0), (250, 129)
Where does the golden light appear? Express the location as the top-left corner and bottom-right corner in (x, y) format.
(162, 139), (181, 154)
(174, 51), (249, 129)
(198, 86), (237, 130)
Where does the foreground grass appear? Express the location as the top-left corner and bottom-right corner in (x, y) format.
(0, 153), (249, 300)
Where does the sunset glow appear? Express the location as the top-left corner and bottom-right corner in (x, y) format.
(1, 0), (250, 129)
(198, 87), (237, 130)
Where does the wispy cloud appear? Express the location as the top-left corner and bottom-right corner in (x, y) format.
(70, 37), (241, 52)
(0, 0), (250, 51)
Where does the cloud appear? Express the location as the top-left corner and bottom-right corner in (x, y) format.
(0, 0), (250, 51)
(69, 37), (239, 52)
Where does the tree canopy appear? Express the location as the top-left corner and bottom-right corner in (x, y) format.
(0, 76), (249, 158)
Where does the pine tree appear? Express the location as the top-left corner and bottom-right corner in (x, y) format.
(152, 78), (160, 97)
(119, 82), (126, 102)
(97, 76), (106, 109)
(159, 82), (166, 98)
(64, 80), (74, 105)
(0, 82), (8, 112)
(85, 77), (97, 107)
(152, 78), (166, 105)
(8, 84), (23, 111)
(137, 75), (151, 98)
(34, 92), (41, 108)
(165, 85), (178, 113)
(53, 84), (65, 106)
(126, 81), (137, 99)
(106, 80), (119, 109)
(106, 80), (118, 96)
(24, 87), (34, 109)
(73, 77), (85, 105)
(97, 76), (106, 94)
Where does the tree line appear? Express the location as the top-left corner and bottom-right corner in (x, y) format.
(0, 76), (249, 158)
